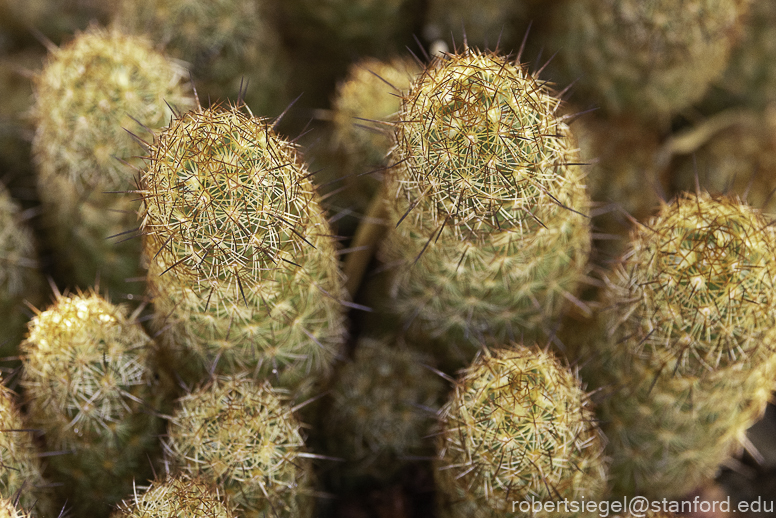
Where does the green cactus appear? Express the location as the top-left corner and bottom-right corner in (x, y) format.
(0, 382), (53, 517)
(379, 48), (591, 357)
(114, 0), (291, 116)
(139, 103), (347, 395)
(31, 26), (193, 298)
(111, 475), (234, 518)
(551, 0), (750, 125)
(589, 191), (776, 497)
(0, 183), (43, 358)
(322, 336), (444, 484)
(435, 345), (607, 518)
(164, 375), (314, 518)
(20, 290), (163, 517)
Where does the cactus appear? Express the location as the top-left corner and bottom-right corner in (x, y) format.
(139, 102), (347, 395)
(322, 336), (444, 484)
(114, 0), (291, 116)
(550, 0), (750, 125)
(111, 474), (234, 518)
(0, 382), (53, 517)
(435, 345), (607, 518)
(20, 290), (163, 516)
(163, 375), (314, 518)
(0, 183), (43, 358)
(379, 48), (591, 356)
(31, 26), (193, 298)
(589, 191), (776, 497)
(0, 498), (32, 518)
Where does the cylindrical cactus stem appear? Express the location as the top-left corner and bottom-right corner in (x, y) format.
(550, 0), (750, 125)
(435, 345), (607, 518)
(163, 375), (315, 518)
(31, 26), (193, 299)
(20, 290), (164, 517)
(379, 48), (591, 358)
(111, 474), (234, 518)
(589, 191), (776, 497)
(0, 183), (43, 359)
(0, 382), (54, 517)
(139, 103), (347, 396)
(321, 336), (445, 485)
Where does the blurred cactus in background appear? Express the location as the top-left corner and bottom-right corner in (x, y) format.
(21, 290), (163, 517)
(435, 346), (607, 517)
(114, 0), (291, 116)
(139, 103), (346, 395)
(589, 192), (776, 497)
(164, 376), (314, 518)
(550, 0), (750, 126)
(380, 48), (591, 359)
(31, 26), (193, 298)
(0, 183), (42, 358)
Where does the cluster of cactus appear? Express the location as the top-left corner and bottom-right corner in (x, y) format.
(379, 48), (591, 356)
(31, 26), (193, 298)
(2, 0), (776, 515)
(20, 290), (163, 516)
(139, 102), (347, 395)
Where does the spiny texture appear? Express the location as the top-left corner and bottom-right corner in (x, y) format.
(552, 0), (749, 124)
(328, 57), (419, 212)
(164, 376), (313, 518)
(32, 26), (193, 297)
(0, 498), (32, 518)
(435, 346), (607, 518)
(0, 184), (42, 357)
(380, 49), (590, 354)
(111, 475), (234, 518)
(21, 291), (162, 517)
(140, 104), (346, 395)
(591, 192), (776, 497)
(323, 337), (444, 483)
(670, 109), (776, 213)
(115, 0), (290, 115)
(0, 383), (53, 517)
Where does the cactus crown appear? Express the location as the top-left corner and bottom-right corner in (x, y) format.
(32, 25), (191, 190)
(141, 103), (320, 289)
(21, 290), (154, 447)
(164, 375), (312, 516)
(437, 346), (606, 507)
(112, 475), (234, 518)
(610, 191), (776, 374)
(392, 48), (579, 240)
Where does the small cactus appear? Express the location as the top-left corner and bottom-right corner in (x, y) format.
(0, 184), (42, 358)
(435, 345), (607, 518)
(111, 474), (234, 518)
(551, 0), (750, 124)
(590, 191), (776, 497)
(20, 290), (163, 516)
(139, 102), (347, 395)
(31, 26), (193, 298)
(379, 48), (591, 356)
(164, 375), (314, 518)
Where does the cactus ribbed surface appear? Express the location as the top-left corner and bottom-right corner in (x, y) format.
(32, 26), (193, 297)
(115, 0), (290, 115)
(323, 337), (444, 483)
(164, 376), (314, 518)
(435, 346), (607, 518)
(0, 184), (42, 357)
(139, 103), (346, 394)
(380, 49), (591, 352)
(20, 291), (162, 516)
(552, 0), (749, 124)
(112, 475), (234, 518)
(0, 383), (53, 517)
(591, 192), (776, 497)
